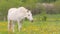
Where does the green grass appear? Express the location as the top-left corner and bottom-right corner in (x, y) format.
(0, 14), (60, 34)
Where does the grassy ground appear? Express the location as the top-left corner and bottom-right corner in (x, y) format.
(0, 14), (60, 34)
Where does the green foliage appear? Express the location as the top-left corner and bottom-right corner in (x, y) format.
(38, 0), (56, 3)
(21, 0), (38, 9)
(0, 0), (59, 20)
(54, 0), (60, 14)
(54, 0), (60, 9)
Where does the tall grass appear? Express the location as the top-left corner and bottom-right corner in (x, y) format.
(0, 14), (60, 34)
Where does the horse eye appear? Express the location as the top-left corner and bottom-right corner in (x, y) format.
(28, 15), (30, 16)
(27, 10), (29, 12)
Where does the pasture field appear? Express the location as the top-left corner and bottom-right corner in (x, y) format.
(0, 14), (60, 34)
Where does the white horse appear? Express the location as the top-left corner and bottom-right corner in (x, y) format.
(7, 7), (33, 32)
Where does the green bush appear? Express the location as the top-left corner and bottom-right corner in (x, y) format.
(54, 0), (60, 14)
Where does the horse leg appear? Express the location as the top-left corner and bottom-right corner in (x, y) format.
(11, 21), (15, 32)
(8, 20), (10, 31)
(17, 20), (22, 32)
(8, 20), (11, 31)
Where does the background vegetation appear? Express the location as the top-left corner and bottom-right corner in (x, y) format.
(0, 0), (60, 21)
(0, 0), (60, 20)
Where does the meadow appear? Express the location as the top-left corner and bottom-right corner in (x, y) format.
(0, 14), (60, 34)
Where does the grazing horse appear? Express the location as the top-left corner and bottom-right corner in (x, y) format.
(7, 7), (33, 32)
